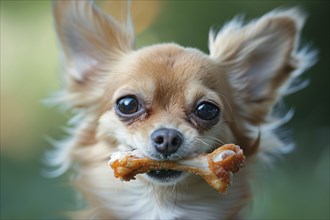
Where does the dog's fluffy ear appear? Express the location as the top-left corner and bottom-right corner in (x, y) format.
(53, 0), (134, 108)
(209, 8), (315, 124)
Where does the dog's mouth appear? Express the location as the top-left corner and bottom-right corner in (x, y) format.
(146, 169), (183, 182)
(127, 146), (188, 184)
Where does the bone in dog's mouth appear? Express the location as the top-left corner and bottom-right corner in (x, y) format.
(108, 144), (245, 193)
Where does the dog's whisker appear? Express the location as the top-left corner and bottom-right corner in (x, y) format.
(207, 136), (226, 145)
(194, 137), (211, 145)
(193, 137), (217, 153)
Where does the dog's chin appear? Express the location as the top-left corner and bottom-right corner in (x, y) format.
(143, 170), (190, 185)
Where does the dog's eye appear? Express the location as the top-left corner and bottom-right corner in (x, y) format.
(195, 102), (220, 120)
(116, 96), (140, 115)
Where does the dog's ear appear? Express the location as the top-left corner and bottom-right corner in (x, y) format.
(209, 9), (314, 124)
(53, 0), (134, 108)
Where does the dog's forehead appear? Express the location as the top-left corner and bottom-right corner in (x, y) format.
(121, 44), (217, 88)
(126, 44), (209, 76)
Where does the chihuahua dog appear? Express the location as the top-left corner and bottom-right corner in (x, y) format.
(49, 1), (315, 219)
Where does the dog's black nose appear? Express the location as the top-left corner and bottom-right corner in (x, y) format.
(151, 128), (183, 157)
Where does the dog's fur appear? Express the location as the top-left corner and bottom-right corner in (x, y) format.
(49, 1), (316, 219)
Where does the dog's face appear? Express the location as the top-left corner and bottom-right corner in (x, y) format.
(53, 1), (314, 187)
(97, 45), (231, 184)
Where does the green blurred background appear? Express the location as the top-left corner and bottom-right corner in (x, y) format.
(1, 0), (329, 219)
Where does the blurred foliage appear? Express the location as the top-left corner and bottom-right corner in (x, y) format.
(1, 0), (329, 219)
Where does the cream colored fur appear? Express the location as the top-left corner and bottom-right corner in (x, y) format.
(49, 1), (316, 219)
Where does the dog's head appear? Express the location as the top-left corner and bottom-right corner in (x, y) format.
(53, 2), (315, 184)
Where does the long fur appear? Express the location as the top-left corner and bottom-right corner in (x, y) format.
(48, 1), (316, 219)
